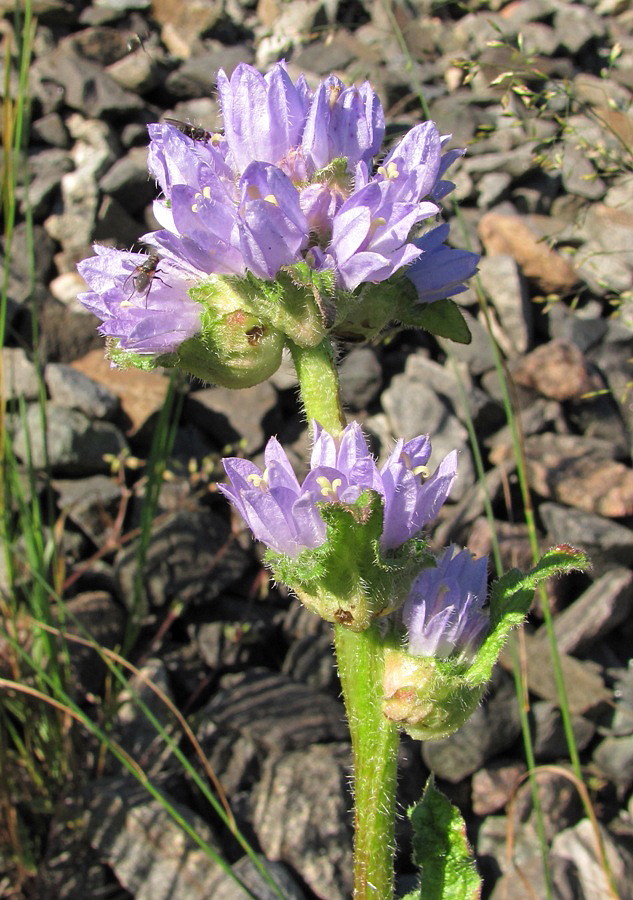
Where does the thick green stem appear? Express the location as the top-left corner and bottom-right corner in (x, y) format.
(289, 337), (400, 897)
(287, 338), (346, 435)
(336, 624), (400, 899)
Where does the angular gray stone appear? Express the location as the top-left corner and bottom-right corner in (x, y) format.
(551, 819), (633, 900)
(338, 346), (383, 411)
(32, 44), (143, 118)
(53, 474), (123, 544)
(478, 254), (532, 356)
(86, 777), (223, 900)
(185, 381), (281, 455)
(196, 668), (348, 753)
(422, 672), (521, 782)
(98, 146), (155, 213)
(45, 363), (119, 419)
(12, 404), (128, 475)
(115, 507), (249, 610)
(252, 744), (353, 900)
(381, 356), (474, 500)
(593, 734), (633, 791)
(539, 502), (633, 577)
(1, 347), (40, 403)
(534, 567), (633, 656)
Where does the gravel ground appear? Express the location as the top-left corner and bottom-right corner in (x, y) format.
(3, 0), (633, 897)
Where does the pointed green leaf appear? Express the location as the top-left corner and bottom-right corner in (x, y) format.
(405, 777), (481, 900)
(398, 299), (472, 344)
(467, 545), (590, 685)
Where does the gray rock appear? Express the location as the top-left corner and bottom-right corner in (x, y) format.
(208, 855), (307, 899)
(93, 194), (145, 246)
(551, 819), (633, 900)
(477, 171), (512, 208)
(32, 44), (143, 118)
(99, 146), (155, 213)
(547, 301), (609, 353)
(252, 744), (353, 900)
(31, 112), (70, 148)
(539, 502), (633, 576)
(53, 474), (123, 544)
(21, 147), (74, 217)
(12, 404), (128, 475)
(106, 43), (167, 93)
(282, 630), (339, 693)
(381, 355), (475, 500)
(422, 672), (521, 782)
(594, 734), (633, 791)
(186, 381), (281, 455)
(45, 363), (119, 419)
(1, 347), (41, 403)
(534, 567), (633, 656)
(478, 254), (532, 356)
(611, 666), (633, 737)
(44, 115), (120, 251)
(64, 591), (125, 697)
(86, 777), (224, 900)
(438, 309), (497, 376)
(338, 346), (383, 411)
(165, 44), (252, 98)
(560, 142), (607, 200)
(589, 327), (633, 447)
(513, 769), (584, 844)
(530, 701), (595, 761)
(554, 3), (606, 53)
(115, 658), (175, 771)
(196, 668), (348, 753)
(115, 507), (249, 610)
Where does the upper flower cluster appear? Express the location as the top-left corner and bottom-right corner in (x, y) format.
(77, 62), (478, 359)
(220, 421), (457, 558)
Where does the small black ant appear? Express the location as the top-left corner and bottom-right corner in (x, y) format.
(164, 118), (212, 144)
(122, 250), (165, 306)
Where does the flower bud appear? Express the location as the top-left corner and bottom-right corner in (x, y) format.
(179, 278), (284, 387)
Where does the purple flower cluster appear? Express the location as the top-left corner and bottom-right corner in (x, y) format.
(220, 421), (457, 558)
(402, 546), (489, 660)
(77, 62), (477, 355)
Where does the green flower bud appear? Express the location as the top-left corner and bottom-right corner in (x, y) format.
(178, 278), (284, 388)
(382, 646), (486, 741)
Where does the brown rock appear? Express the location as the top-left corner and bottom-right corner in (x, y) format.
(71, 349), (170, 435)
(511, 339), (592, 401)
(478, 212), (580, 294)
(151, 0), (222, 58)
(524, 434), (633, 517)
(472, 760), (526, 816)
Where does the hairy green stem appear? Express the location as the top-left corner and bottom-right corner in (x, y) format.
(287, 338), (346, 435)
(289, 337), (400, 897)
(336, 624), (400, 898)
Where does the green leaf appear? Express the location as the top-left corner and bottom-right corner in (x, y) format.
(467, 545), (590, 685)
(405, 777), (481, 900)
(398, 299), (472, 344)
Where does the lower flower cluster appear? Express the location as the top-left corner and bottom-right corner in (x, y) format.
(221, 421), (489, 662)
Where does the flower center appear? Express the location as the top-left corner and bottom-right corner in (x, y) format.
(377, 161), (399, 181)
(247, 470), (269, 491)
(315, 476), (342, 499)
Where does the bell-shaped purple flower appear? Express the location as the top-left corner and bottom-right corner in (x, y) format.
(405, 225), (480, 304)
(402, 545), (489, 660)
(220, 421), (457, 558)
(77, 245), (203, 354)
